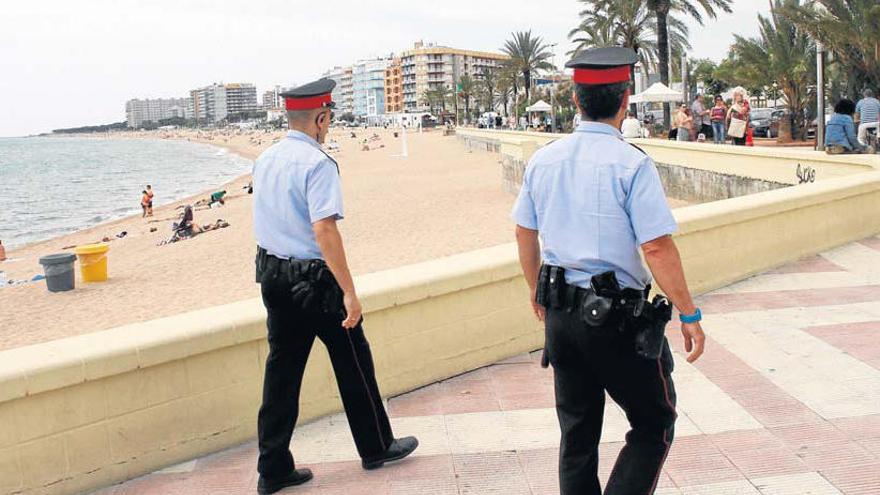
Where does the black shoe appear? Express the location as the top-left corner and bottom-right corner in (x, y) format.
(361, 436), (419, 470)
(257, 468), (313, 494)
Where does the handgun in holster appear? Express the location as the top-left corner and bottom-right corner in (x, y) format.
(632, 295), (672, 360)
(580, 271), (620, 327)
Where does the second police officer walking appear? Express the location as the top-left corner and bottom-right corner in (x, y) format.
(252, 78), (418, 495)
(513, 47), (706, 495)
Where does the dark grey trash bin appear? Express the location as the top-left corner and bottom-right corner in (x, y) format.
(38, 253), (76, 292)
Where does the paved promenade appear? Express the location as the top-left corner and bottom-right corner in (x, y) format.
(93, 237), (880, 494)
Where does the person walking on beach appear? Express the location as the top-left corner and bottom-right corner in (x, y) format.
(145, 185), (154, 217)
(252, 78), (418, 495)
(513, 46), (705, 495)
(140, 190), (150, 218)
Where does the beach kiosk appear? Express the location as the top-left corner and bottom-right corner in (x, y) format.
(525, 100), (552, 130)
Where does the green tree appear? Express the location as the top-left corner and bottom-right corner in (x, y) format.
(647, 0), (733, 126)
(780, 0), (880, 94)
(501, 31), (556, 103)
(733, 0), (815, 141)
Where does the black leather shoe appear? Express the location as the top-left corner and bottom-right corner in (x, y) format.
(257, 468), (313, 494)
(361, 436), (419, 470)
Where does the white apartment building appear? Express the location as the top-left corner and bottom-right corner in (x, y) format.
(125, 98), (188, 128)
(188, 83), (260, 125)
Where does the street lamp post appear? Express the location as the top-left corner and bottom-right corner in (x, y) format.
(816, 41), (826, 151)
(549, 42), (559, 132)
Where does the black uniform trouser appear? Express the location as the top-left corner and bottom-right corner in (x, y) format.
(256, 271), (394, 479)
(545, 307), (677, 495)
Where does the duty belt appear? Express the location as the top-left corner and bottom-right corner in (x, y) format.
(255, 246), (344, 317)
(536, 264), (672, 364)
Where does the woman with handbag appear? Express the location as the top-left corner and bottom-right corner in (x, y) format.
(726, 87), (750, 146)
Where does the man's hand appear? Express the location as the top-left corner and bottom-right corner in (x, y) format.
(529, 287), (545, 322)
(681, 321), (706, 362)
(342, 291), (362, 329)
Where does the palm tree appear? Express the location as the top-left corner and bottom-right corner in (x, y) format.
(733, 0), (815, 141)
(458, 75), (477, 123)
(478, 68), (498, 114)
(645, 0), (732, 126)
(570, 0), (691, 112)
(501, 31), (556, 103)
(780, 0), (880, 94)
(422, 86), (451, 115)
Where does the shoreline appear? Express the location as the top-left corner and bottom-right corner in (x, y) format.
(5, 131), (272, 256)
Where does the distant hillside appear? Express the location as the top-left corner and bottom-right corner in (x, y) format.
(52, 122), (128, 134)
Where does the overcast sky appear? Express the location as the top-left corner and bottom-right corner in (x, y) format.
(0, 0), (770, 137)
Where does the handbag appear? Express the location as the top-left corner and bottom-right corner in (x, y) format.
(728, 117), (747, 138)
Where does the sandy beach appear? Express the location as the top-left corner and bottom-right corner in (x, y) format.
(0, 127), (688, 351)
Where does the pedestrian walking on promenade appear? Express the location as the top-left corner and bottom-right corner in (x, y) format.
(252, 78), (418, 495)
(512, 47), (706, 495)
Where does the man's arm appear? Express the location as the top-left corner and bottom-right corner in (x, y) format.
(515, 225), (545, 321)
(313, 217), (361, 329)
(641, 235), (705, 362)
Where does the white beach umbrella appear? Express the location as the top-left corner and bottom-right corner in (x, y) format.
(629, 83), (682, 103)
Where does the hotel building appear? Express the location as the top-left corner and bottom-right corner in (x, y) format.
(400, 41), (509, 112)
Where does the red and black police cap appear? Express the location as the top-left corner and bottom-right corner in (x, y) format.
(565, 47), (638, 85)
(281, 78), (337, 111)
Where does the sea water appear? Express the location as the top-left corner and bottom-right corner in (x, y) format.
(0, 136), (252, 249)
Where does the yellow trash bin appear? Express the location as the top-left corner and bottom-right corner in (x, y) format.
(74, 243), (110, 282)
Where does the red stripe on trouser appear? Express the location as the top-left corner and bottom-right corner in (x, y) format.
(649, 358), (675, 494)
(345, 330), (388, 452)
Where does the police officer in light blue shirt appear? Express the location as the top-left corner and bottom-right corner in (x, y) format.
(252, 78), (417, 495)
(513, 47), (706, 495)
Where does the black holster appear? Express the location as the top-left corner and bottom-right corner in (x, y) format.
(629, 295), (673, 360)
(256, 246), (344, 317)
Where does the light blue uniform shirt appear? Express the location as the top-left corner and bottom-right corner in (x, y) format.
(512, 122), (677, 290)
(253, 130), (343, 259)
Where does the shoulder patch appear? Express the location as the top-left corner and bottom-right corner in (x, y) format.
(627, 142), (647, 155)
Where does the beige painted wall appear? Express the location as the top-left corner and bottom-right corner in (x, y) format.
(2, 137), (880, 494)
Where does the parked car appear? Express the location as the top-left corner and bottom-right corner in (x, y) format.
(749, 108), (784, 138)
(805, 110), (833, 140)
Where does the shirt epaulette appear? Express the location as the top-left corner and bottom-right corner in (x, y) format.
(628, 142), (647, 155)
(317, 148), (340, 174)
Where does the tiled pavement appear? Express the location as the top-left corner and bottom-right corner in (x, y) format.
(93, 236), (880, 494)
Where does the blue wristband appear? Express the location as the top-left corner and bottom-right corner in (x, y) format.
(679, 308), (702, 323)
